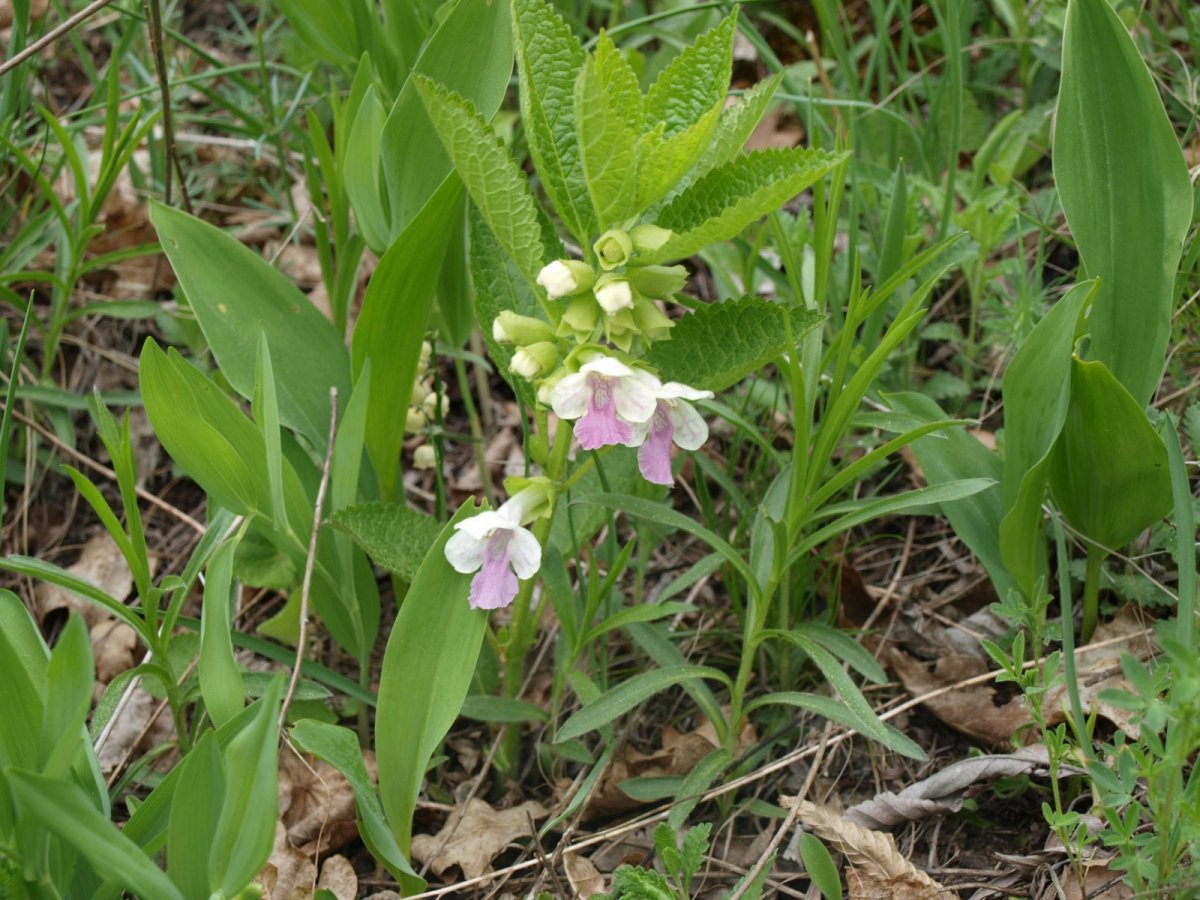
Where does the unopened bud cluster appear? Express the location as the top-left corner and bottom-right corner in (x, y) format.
(534, 225), (684, 353)
(404, 341), (447, 470)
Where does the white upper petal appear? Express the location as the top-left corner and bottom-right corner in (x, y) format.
(658, 381), (714, 402)
(550, 372), (591, 419)
(507, 526), (542, 579)
(668, 400), (709, 451)
(454, 510), (508, 541)
(444, 529), (485, 573)
(612, 376), (657, 423)
(579, 355), (634, 378)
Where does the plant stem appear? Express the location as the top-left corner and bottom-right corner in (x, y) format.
(1081, 544), (1104, 644)
(498, 418), (572, 774)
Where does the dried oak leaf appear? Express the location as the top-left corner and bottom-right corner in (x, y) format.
(279, 747), (371, 855)
(563, 851), (607, 899)
(845, 744), (1085, 829)
(888, 648), (1028, 748)
(410, 797), (547, 880)
(784, 798), (946, 900)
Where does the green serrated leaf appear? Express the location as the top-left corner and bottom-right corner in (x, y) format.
(646, 148), (845, 262)
(328, 502), (442, 583)
(686, 72), (782, 186)
(1182, 402), (1200, 457)
(513, 0), (594, 241)
(611, 865), (674, 900)
(413, 76), (545, 287)
(644, 11), (736, 137)
(635, 103), (722, 211)
(645, 297), (822, 392)
(576, 33), (641, 228)
(469, 205), (541, 407)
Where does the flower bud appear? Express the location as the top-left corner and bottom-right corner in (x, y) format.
(536, 366), (568, 407)
(511, 341), (559, 380)
(633, 296), (675, 343)
(421, 390), (449, 419)
(593, 229), (633, 269)
(556, 295), (600, 342)
(410, 381), (429, 406)
(416, 340), (433, 376)
(630, 223), (673, 253)
(594, 276), (634, 315)
(405, 408), (426, 434)
(537, 259), (594, 299)
(492, 311), (555, 346)
(501, 476), (555, 523)
(627, 264), (687, 300)
(413, 444), (437, 470)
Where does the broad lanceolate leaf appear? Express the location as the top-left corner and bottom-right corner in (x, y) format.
(150, 202), (352, 450)
(377, 501), (489, 854)
(998, 282), (1094, 595)
(645, 297), (823, 393)
(556, 665), (729, 742)
(1054, 0), (1193, 406)
(289, 719), (424, 894)
(351, 176), (462, 501)
(8, 771), (184, 900)
(380, 0), (513, 242)
(413, 77), (545, 288)
(886, 392), (1012, 600)
(167, 732), (224, 898)
(575, 33), (642, 229)
(199, 538), (244, 729)
(1048, 357), (1172, 550)
(141, 342), (376, 661)
(209, 676), (283, 897)
(329, 502), (442, 583)
(645, 148), (847, 263)
(344, 86), (393, 253)
(513, 0), (594, 242)
(644, 11), (737, 138)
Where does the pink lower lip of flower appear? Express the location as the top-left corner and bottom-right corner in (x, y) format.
(468, 532), (520, 609)
(638, 406), (675, 485)
(574, 381), (633, 450)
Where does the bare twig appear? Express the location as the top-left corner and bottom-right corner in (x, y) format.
(279, 386), (337, 732)
(139, 0), (192, 213)
(0, 0), (122, 78)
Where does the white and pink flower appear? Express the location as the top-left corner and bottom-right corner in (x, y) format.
(444, 498), (541, 610)
(630, 382), (714, 485)
(549, 355), (657, 450)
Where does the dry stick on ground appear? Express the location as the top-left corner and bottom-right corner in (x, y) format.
(139, 0), (192, 214)
(0, 0), (121, 77)
(279, 386), (337, 733)
(400, 623), (1155, 899)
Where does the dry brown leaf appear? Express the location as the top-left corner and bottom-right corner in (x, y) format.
(315, 855), (358, 900)
(38, 533), (134, 628)
(410, 797), (547, 880)
(845, 745), (1085, 829)
(90, 618), (139, 692)
(1045, 605), (1156, 739)
(584, 718), (753, 820)
(889, 648), (1029, 748)
(1055, 860), (1134, 900)
(563, 851), (607, 899)
(259, 821), (316, 899)
(784, 797), (946, 900)
(279, 748), (367, 855)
